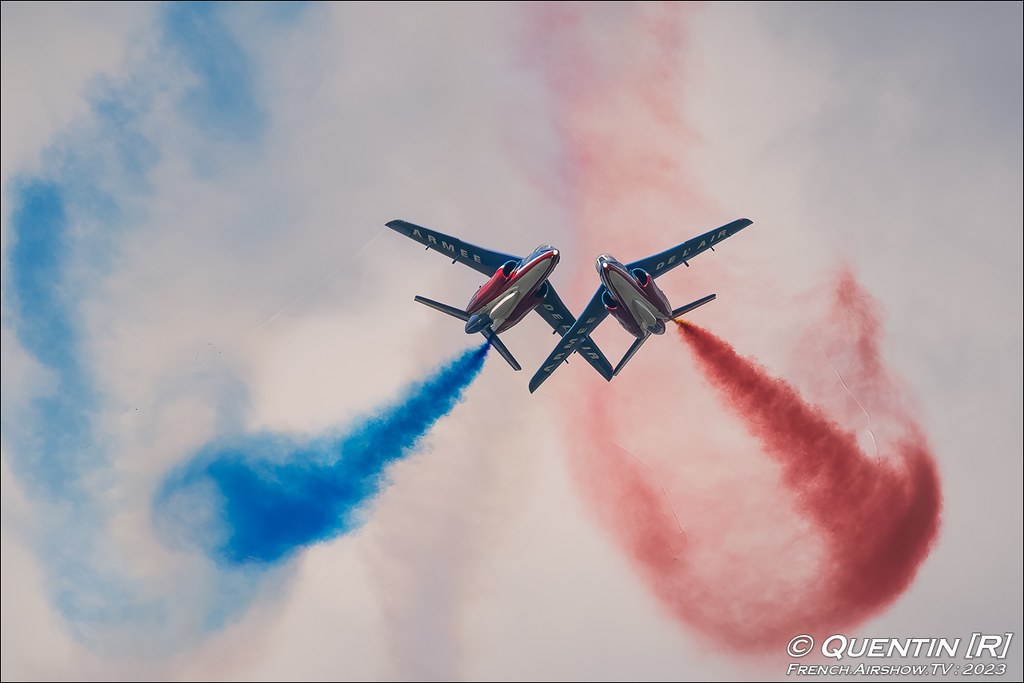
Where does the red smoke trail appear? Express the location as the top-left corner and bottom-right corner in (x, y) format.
(521, 2), (712, 276)
(567, 275), (942, 653)
(525, 4), (942, 653)
(676, 315), (941, 643)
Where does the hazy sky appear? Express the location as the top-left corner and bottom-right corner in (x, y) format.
(2, 3), (1021, 681)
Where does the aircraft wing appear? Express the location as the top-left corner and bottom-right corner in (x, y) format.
(533, 283), (614, 382)
(627, 218), (753, 280)
(533, 283), (577, 336)
(529, 288), (611, 393)
(386, 219), (520, 278)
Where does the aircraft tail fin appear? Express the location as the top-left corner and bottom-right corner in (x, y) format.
(671, 293), (716, 319)
(613, 334), (650, 377)
(481, 328), (521, 371)
(414, 295), (470, 321)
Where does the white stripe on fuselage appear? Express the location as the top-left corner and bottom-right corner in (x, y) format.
(606, 269), (662, 328)
(481, 257), (551, 329)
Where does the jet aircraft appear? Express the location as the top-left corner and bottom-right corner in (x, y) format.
(528, 218), (753, 393)
(386, 219), (615, 379)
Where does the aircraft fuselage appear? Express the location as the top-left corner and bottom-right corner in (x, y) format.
(596, 254), (672, 339)
(465, 245), (559, 334)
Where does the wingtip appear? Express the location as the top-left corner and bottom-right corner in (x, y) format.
(385, 219), (403, 229)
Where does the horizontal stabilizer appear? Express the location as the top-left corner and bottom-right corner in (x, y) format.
(481, 328), (521, 371)
(414, 295), (520, 372)
(671, 293), (716, 319)
(414, 295), (470, 322)
(613, 334), (650, 377)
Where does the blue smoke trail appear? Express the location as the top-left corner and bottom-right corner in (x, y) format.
(161, 2), (268, 143)
(154, 343), (489, 566)
(1, 3), (309, 640)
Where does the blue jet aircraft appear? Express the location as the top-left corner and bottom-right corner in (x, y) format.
(529, 218), (753, 393)
(386, 219), (615, 380)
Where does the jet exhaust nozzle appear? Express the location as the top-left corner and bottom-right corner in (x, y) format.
(465, 313), (492, 334)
